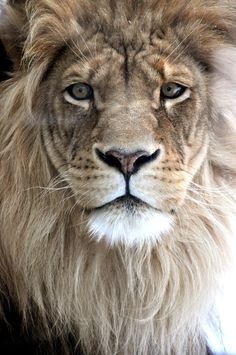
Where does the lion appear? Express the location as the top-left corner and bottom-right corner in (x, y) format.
(0, 0), (235, 354)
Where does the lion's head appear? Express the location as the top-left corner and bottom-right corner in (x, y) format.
(0, 0), (236, 354)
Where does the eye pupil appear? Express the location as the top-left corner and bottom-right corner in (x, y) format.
(161, 82), (186, 99)
(67, 83), (93, 100)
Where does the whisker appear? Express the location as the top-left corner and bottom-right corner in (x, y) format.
(74, 26), (94, 59)
(189, 181), (235, 195)
(165, 20), (204, 62)
(185, 192), (235, 213)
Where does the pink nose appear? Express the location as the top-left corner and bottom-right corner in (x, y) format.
(106, 150), (149, 175)
(96, 148), (161, 175)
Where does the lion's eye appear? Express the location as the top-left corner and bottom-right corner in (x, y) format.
(161, 82), (186, 99)
(67, 83), (93, 100)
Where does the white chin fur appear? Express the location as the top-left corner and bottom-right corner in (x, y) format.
(87, 208), (174, 247)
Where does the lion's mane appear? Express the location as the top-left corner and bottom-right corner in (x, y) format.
(0, 1), (236, 354)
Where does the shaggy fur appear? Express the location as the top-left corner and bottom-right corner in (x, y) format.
(0, 0), (236, 354)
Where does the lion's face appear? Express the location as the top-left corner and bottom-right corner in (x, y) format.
(38, 26), (209, 246)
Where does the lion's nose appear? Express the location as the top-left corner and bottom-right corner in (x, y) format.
(95, 148), (161, 176)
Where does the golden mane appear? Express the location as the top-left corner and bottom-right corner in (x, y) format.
(0, 1), (236, 354)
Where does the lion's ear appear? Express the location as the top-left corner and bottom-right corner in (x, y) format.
(0, 0), (28, 79)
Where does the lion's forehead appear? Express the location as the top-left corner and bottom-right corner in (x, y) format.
(61, 34), (196, 87)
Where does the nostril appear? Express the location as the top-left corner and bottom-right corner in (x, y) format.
(95, 148), (122, 171)
(134, 149), (161, 170)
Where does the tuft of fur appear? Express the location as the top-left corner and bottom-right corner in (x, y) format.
(0, 1), (236, 354)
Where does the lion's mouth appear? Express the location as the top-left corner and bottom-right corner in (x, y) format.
(94, 194), (149, 212)
(86, 193), (169, 214)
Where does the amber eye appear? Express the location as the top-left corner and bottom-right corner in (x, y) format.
(67, 83), (93, 100)
(161, 82), (186, 99)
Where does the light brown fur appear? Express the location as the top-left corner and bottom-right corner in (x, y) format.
(0, 1), (236, 354)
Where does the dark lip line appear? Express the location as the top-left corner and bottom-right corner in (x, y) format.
(93, 194), (143, 211)
(83, 193), (171, 214)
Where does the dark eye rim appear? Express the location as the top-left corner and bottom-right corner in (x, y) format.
(160, 82), (186, 100)
(66, 82), (94, 101)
